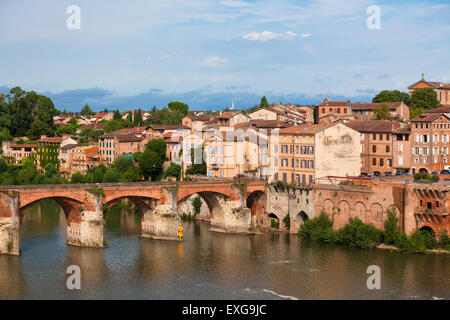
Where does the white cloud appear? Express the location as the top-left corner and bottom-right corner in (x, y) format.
(242, 30), (310, 42)
(243, 31), (281, 42)
(220, 0), (253, 8)
(200, 56), (228, 67)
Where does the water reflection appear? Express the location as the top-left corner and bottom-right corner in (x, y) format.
(0, 201), (447, 300)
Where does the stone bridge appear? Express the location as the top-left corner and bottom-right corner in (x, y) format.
(0, 180), (266, 255)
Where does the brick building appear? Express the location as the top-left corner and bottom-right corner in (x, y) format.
(351, 101), (410, 120)
(408, 74), (450, 105)
(317, 98), (354, 124)
(345, 120), (401, 176)
(410, 112), (450, 174)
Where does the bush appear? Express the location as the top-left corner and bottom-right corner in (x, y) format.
(413, 173), (422, 181)
(437, 230), (450, 250)
(270, 219), (280, 229)
(192, 196), (202, 215)
(71, 172), (84, 184)
(395, 229), (437, 252)
(299, 211), (334, 241)
(337, 217), (382, 249)
(383, 207), (400, 244)
(431, 175), (440, 183)
(283, 215), (290, 230)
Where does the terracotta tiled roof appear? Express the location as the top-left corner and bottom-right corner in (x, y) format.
(38, 137), (64, 143)
(60, 143), (78, 150)
(319, 99), (350, 107)
(424, 105), (450, 113)
(113, 126), (147, 134)
(393, 125), (411, 134)
(411, 112), (450, 122)
(91, 112), (110, 118)
(279, 124), (328, 135)
(429, 81), (450, 89)
(352, 102), (403, 111)
(99, 133), (143, 142)
(148, 125), (190, 131)
(10, 144), (37, 148)
(344, 120), (400, 133)
(234, 120), (291, 129)
(80, 123), (106, 130)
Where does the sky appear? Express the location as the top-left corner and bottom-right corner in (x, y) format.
(0, 0), (449, 111)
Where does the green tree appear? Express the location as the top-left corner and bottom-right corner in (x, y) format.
(168, 101), (189, 116)
(146, 138), (167, 161)
(260, 96), (270, 108)
(371, 103), (393, 120)
(383, 207), (400, 244)
(410, 88), (441, 119)
(126, 111), (133, 123)
(113, 110), (122, 120)
(103, 168), (121, 182)
(372, 90), (410, 105)
(162, 162), (181, 180)
(112, 156), (134, 172)
(121, 166), (140, 182)
(27, 119), (52, 139)
(104, 119), (125, 133)
(134, 109), (143, 126)
(81, 104), (95, 117)
(71, 172), (85, 184)
(192, 196), (202, 215)
(137, 149), (163, 181)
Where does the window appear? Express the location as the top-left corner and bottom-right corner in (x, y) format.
(386, 145), (390, 153)
(372, 145), (377, 153)
(283, 173), (287, 182)
(373, 158), (377, 166)
(373, 134), (376, 140)
(399, 144), (403, 152)
(380, 158), (384, 167)
(398, 156), (403, 165)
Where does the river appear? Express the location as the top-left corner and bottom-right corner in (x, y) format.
(0, 199), (448, 300)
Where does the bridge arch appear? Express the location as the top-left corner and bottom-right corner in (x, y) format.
(178, 191), (229, 223)
(335, 200), (350, 228)
(321, 198), (335, 215)
(246, 190), (266, 226)
(353, 201), (367, 222)
(370, 203), (384, 228)
(20, 196), (84, 226)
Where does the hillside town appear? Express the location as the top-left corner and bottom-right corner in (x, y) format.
(1, 74), (449, 185)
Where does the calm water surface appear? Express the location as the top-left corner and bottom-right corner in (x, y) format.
(0, 199), (448, 300)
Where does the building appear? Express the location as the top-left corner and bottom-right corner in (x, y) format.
(392, 125), (412, 174)
(345, 120), (401, 176)
(59, 145), (100, 179)
(408, 74), (450, 105)
(163, 132), (183, 162)
(1, 142), (37, 164)
(352, 102), (410, 120)
(98, 133), (145, 163)
(248, 107), (304, 125)
(90, 112), (114, 122)
(410, 112), (450, 174)
(182, 114), (215, 133)
(203, 129), (262, 179)
(317, 99), (354, 124)
(37, 135), (76, 169)
(275, 123), (361, 184)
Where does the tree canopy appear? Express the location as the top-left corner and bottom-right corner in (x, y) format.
(371, 103), (393, 120)
(372, 90), (410, 105)
(259, 96), (270, 109)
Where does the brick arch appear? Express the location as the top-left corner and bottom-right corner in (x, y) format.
(321, 198), (335, 215)
(103, 189), (161, 205)
(177, 186), (239, 202)
(370, 203), (384, 228)
(353, 201), (366, 222)
(19, 196), (83, 226)
(246, 190), (266, 226)
(178, 191), (227, 220)
(335, 200), (350, 228)
(19, 191), (86, 211)
(104, 196), (155, 216)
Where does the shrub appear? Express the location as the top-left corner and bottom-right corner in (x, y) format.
(431, 175), (440, 183)
(271, 219), (280, 229)
(283, 215), (290, 230)
(413, 173), (422, 181)
(383, 207), (400, 244)
(395, 229), (437, 252)
(299, 211), (334, 241)
(337, 217), (382, 249)
(437, 230), (450, 250)
(192, 196), (202, 215)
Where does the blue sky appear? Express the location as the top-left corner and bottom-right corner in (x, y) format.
(0, 0), (449, 111)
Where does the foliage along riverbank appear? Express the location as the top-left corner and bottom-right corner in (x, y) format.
(298, 209), (450, 254)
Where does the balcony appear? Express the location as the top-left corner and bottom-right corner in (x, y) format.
(414, 206), (448, 216)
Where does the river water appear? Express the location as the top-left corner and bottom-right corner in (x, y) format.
(0, 199), (448, 300)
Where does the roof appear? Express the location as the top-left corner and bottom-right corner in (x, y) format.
(352, 102), (403, 111)
(234, 120), (291, 129)
(10, 144), (37, 148)
(99, 133), (143, 142)
(217, 111), (244, 119)
(393, 125), (411, 134)
(424, 105), (450, 114)
(91, 112), (111, 119)
(113, 126), (147, 134)
(344, 120), (400, 133)
(407, 77), (450, 90)
(38, 137), (64, 143)
(80, 123), (106, 130)
(279, 124), (328, 135)
(185, 114), (214, 121)
(319, 98), (350, 107)
(148, 125), (190, 131)
(410, 112), (450, 123)
(60, 143), (78, 150)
